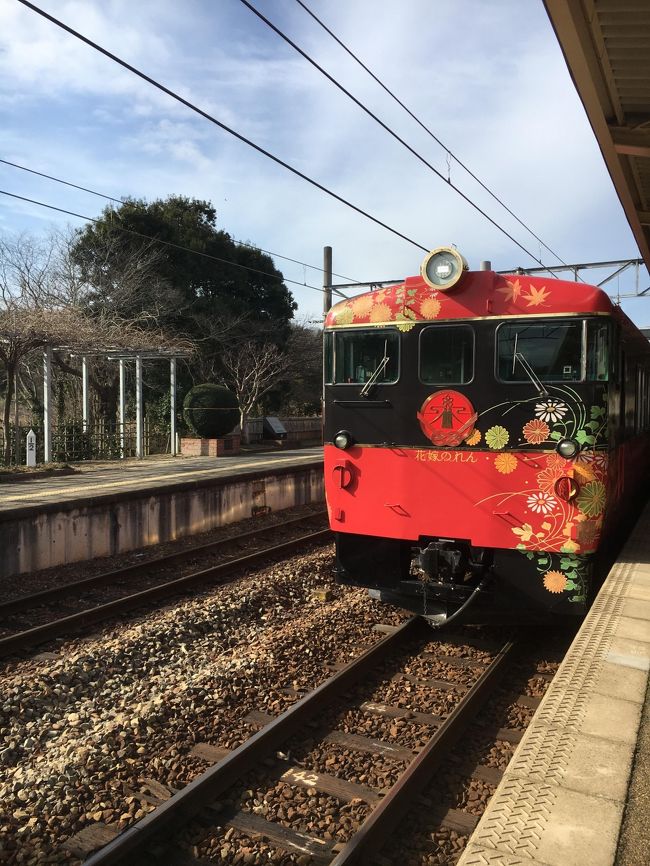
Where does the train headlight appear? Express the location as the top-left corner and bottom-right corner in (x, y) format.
(420, 247), (468, 291)
(334, 430), (354, 450)
(557, 438), (580, 459)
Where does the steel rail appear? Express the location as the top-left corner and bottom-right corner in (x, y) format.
(329, 638), (516, 865)
(0, 528), (331, 657)
(83, 617), (421, 866)
(0, 511), (327, 617)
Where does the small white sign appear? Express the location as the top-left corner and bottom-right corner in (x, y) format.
(26, 429), (36, 467)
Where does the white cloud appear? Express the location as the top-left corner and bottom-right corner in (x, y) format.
(0, 0), (645, 326)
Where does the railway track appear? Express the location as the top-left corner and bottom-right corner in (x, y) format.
(0, 511), (330, 658)
(77, 618), (517, 866)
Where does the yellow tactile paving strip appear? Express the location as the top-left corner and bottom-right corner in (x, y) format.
(0, 449), (324, 512)
(457, 506), (650, 866)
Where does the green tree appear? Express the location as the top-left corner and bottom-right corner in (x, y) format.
(71, 196), (296, 347)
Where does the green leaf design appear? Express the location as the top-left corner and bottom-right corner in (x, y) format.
(549, 430), (562, 441)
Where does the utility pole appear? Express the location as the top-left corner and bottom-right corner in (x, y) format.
(323, 246), (332, 314)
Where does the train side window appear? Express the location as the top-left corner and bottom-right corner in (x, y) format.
(332, 329), (400, 384)
(496, 320), (582, 382)
(419, 325), (474, 385)
(324, 332), (334, 384)
(586, 320), (610, 381)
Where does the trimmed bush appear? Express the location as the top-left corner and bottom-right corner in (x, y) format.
(182, 384), (239, 438)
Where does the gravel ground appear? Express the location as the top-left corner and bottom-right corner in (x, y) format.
(0, 543), (406, 865)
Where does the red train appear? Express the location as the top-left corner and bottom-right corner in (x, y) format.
(323, 247), (650, 625)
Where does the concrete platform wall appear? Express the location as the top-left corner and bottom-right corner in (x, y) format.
(0, 466), (324, 579)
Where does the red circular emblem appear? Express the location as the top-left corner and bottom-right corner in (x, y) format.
(417, 390), (477, 446)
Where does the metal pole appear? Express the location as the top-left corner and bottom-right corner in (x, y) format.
(119, 359), (126, 459)
(170, 357), (177, 456)
(14, 369), (19, 465)
(43, 346), (52, 463)
(323, 245), (332, 314)
(135, 354), (143, 459)
(82, 355), (89, 433)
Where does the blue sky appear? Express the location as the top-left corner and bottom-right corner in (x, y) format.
(1, 0), (647, 325)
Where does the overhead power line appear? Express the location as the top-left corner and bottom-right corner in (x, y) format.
(239, 0), (562, 278)
(17, 0), (430, 255)
(294, 0), (570, 269)
(0, 156), (356, 283)
(0, 188), (349, 299)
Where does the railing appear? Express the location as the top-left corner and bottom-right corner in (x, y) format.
(0, 416), (323, 466)
(0, 420), (169, 466)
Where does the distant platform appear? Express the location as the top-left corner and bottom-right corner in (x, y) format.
(0, 448), (325, 579)
(0, 447), (324, 516)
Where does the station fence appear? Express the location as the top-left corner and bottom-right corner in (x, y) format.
(0, 416), (322, 466)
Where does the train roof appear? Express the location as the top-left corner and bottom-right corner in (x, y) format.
(324, 270), (615, 331)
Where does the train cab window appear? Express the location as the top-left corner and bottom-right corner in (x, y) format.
(497, 320), (582, 382)
(331, 329), (399, 384)
(419, 325), (474, 384)
(586, 320), (610, 381)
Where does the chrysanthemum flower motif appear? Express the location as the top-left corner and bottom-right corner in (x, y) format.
(577, 450), (608, 470)
(523, 418), (550, 445)
(545, 453), (571, 471)
(485, 425), (509, 450)
(465, 428), (481, 446)
(535, 399), (568, 423)
(369, 303), (392, 323)
(543, 570), (567, 594)
(576, 480), (606, 517)
(420, 298), (441, 319)
(576, 519), (599, 546)
(536, 467), (562, 493)
(494, 453), (517, 474)
(351, 295), (375, 316)
(527, 492), (557, 514)
(333, 304), (354, 325)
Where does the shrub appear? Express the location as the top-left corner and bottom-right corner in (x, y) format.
(183, 384), (239, 438)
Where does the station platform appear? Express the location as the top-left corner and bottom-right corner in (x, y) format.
(0, 448), (324, 580)
(457, 504), (650, 866)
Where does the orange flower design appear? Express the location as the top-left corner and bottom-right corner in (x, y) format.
(465, 429), (481, 446)
(494, 453), (517, 474)
(420, 298), (441, 319)
(523, 419), (550, 445)
(351, 295), (375, 317)
(536, 466), (562, 493)
(546, 453), (571, 472)
(369, 303), (392, 323)
(543, 570), (567, 594)
(332, 304), (354, 325)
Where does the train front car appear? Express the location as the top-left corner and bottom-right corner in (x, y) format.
(323, 248), (620, 625)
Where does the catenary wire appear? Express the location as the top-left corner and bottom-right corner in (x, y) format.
(0, 156), (358, 283)
(16, 0), (430, 255)
(294, 0), (571, 270)
(240, 0), (562, 278)
(0, 189), (350, 299)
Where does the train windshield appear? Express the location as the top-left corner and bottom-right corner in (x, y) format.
(327, 329), (399, 385)
(497, 320), (583, 382)
(420, 325), (474, 384)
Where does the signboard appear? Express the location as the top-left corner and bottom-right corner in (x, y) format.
(26, 429), (36, 467)
(263, 417), (287, 439)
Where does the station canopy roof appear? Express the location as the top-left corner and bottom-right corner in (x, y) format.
(544, 0), (650, 274)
